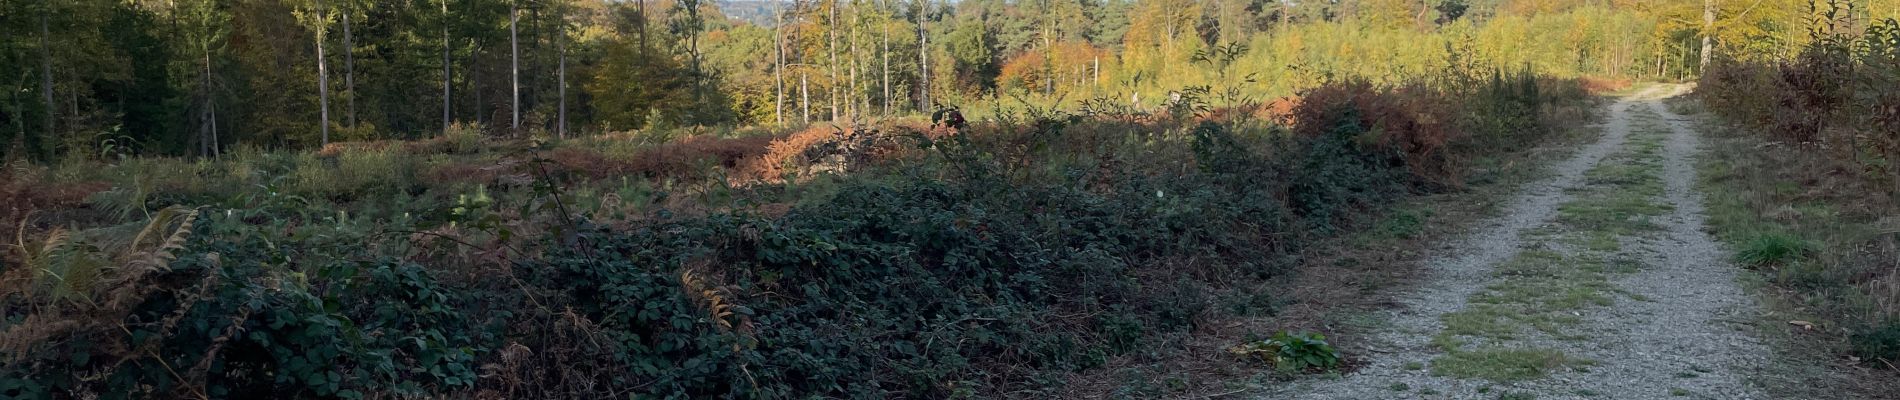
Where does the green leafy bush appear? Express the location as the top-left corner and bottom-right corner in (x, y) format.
(1228, 331), (1342, 372)
(1852, 321), (1900, 363)
(2, 210), (479, 399)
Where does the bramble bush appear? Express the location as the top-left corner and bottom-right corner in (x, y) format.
(518, 72), (1587, 397)
(3, 71), (1590, 398)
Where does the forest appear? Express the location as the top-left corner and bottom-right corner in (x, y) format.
(7, 0), (1900, 398)
(10, 0), (1889, 159)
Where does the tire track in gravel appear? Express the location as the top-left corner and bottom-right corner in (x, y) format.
(1568, 88), (1770, 399)
(1258, 85), (1769, 399)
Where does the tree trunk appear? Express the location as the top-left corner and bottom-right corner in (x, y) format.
(199, 102), (213, 157)
(1041, 25), (1052, 95)
(881, 3), (891, 116)
(775, 6), (786, 124)
(850, 3), (861, 121)
(510, 1), (521, 132)
(1415, 0), (1429, 30)
(917, 0), (928, 112)
(687, 2), (703, 78)
(12, 73), (25, 142)
(558, 6), (569, 139)
(532, 5), (543, 126)
(316, 0), (332, 146)
(472, 42), (481, 124)
(558, 49), (567, 138)
(472, 42), (481, 125)
(801, 71), (811, 124)
(1281, 0), (1291, 28)
(209, 84), (219, 156)
(204, 42), (219, 157)
(828, 1), (839, 121)
(638, 0), (648, 52)
(442, 0), (452, 136)
(343, 3), (356, 128)
(11, 78), (25, 158)
(39, 10), (54, 144)
(1700, 0), (1716, 73)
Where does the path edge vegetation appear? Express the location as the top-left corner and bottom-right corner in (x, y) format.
(1102, 83), (1622, 396)
(1689, 14), (1900, 398)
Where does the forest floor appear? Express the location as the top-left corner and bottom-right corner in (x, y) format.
(1259, 85), (1780, 399)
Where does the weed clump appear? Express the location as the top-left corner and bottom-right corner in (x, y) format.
(1228, 331), (1342, 373)
(1852, 322), (1900, 363)
(1732, 231), (1815, 268)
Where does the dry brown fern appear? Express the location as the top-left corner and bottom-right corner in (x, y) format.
(678, 267), (760, 390)
(121, 206), (199, 269)
(4, 216), (67, 298)
(104, 206), (198, 312)
(0, 205), (204, 364)
(679, 269), (736, 331)
(599, 192), (623, 215)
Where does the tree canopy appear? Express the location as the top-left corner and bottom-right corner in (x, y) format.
(3, 0), (1893, 161)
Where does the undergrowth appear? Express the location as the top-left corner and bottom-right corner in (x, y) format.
(0, 70), (1596, 398)
(1698, 12), (1900, 371)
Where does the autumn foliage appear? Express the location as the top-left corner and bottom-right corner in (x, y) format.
(1291, 80), (1460, 185)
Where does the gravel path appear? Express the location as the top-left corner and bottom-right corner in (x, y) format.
(1257, 85), (1769, 399)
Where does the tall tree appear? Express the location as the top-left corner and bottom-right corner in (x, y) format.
(39, 5), (55, 148)
(1701, 0), (1715, 72)
(558, 0), (569, 138)
(342, 0), (356, 128)
(178, 0), (230, 157)
(828, 0), (839, 121)
(511, 0), (521, 132)
(915, 0), (929, 111)
(302, 0), (334, 146)
(441, 0), (452, 135)
(775, 2), (786, 124)
(849, 0), (861, 119)
(801, 70), (810, 123)
(881, 0), (891, 115)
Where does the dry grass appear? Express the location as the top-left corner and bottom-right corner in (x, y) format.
(0, 164), (112, 258)
(738, 122), (951, 183)
(316, 139), (408, 157)
(546, 134), (777, 182)
(1578, 76), (1633, 94)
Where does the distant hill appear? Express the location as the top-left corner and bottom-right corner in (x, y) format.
(716, 0), (781, 27)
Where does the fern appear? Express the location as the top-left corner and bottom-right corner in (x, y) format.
(119, 206), (198, 268)
(85, 172), (156, 222)
(680, 269), (736, 331)
(3, 206), (200, 307)
(135, 207), (198, 271)
(14, 227), (69, 272)
(8, 216), (97, 303)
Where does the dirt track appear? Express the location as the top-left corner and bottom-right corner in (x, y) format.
(1259, 85), (1769, 399)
